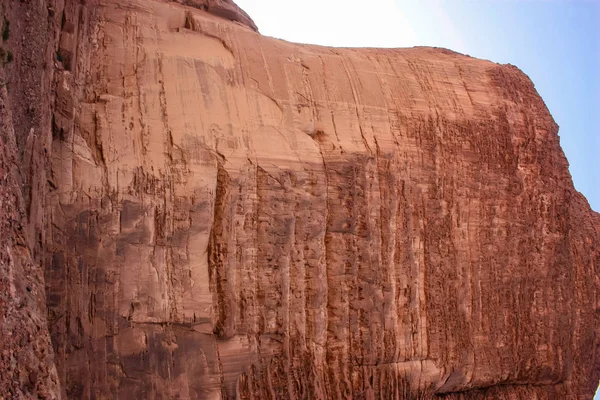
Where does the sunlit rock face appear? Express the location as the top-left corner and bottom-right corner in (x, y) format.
(1, 0), (598, 398)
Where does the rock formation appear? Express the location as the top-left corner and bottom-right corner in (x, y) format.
(0, 0), (599, 398)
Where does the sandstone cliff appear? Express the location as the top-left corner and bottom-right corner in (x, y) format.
(0, 0), (599, 399)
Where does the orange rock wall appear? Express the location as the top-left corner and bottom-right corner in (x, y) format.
(1, 0), (599, 398)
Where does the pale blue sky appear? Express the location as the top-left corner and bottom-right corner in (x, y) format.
(236, 0), (600, 213)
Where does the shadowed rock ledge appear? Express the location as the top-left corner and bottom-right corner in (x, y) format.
(0, 0), (598, 398)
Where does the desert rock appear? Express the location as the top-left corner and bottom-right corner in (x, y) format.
(0, 0), (598, 399)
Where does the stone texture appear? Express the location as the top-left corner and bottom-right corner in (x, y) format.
(172, 0), (258, 31)
(1, 0), (599, 399)
(0, 73), (61, 400)
(0, 0), (65, 397)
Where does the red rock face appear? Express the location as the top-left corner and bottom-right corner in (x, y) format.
(172, 0), (258, 31)
(0, 1), (64, 398)
(1, 0), (599, 399)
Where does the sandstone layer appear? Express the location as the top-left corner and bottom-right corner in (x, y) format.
(0, 0), (599, 399)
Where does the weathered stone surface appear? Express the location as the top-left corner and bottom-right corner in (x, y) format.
(1, 0), (599, 398)
(172, 0), (258, 31)
(0, 0), (68, 398)
(0, 81), (61, 400)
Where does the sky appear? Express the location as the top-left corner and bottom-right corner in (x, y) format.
(235, 0), (600, 213)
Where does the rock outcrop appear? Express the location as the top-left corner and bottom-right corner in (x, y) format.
(1, 0), (599, 399)
(172, 0), (258, 31)
(0, 0), (65, 397)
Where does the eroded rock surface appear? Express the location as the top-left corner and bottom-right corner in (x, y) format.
(0, 0), (65, 397)
(1, 0), (599, 399)
(172, 0), (258, 31)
